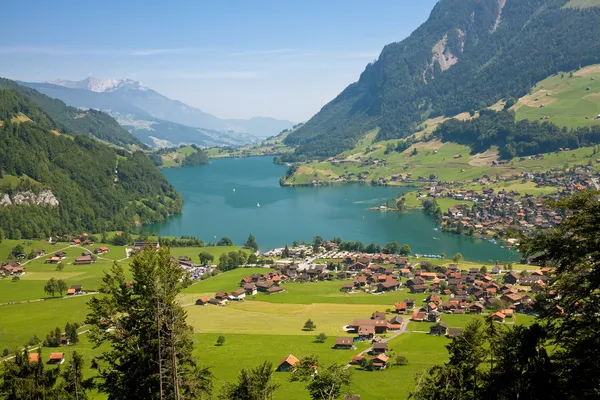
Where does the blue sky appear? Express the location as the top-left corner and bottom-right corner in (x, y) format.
(1, 0), (438, 121)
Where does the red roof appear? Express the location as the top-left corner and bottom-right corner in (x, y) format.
(28, 353), (40, 363)
(49, 353), (64, 360)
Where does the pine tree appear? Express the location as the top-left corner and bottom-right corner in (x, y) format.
(86, 247), (213, 399)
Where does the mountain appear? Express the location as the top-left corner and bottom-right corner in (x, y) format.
(21, 78), (295, 147)
(283, 0), (600, 160)
(0, 78), (144, 149)
(0, 83), (182, 239)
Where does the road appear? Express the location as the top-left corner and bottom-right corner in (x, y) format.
(343, 320), (410, 370)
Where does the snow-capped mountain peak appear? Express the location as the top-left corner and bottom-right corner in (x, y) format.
(46, 77), (146, 93)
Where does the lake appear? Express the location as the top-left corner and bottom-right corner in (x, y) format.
(149, 157), (518, 262)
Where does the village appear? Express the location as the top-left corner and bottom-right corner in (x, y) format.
(195, 243), (546, 371)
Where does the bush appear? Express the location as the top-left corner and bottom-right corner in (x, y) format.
(394, 355), (408, 366)
(2, 348), (9, 357)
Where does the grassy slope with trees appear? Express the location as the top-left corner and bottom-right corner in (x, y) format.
(0, 78), (144, 149)
(283, 66), (600, 186)
(282, 0), (600, 160)
(0, 88), (182, 239)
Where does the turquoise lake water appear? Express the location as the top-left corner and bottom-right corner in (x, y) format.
(149, 157), (518, 262)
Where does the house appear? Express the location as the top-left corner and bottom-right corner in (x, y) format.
(405, 299), (416, 309)
(351, 355), (364, 365)
(195, 297), (209, 306)
(491, 265), (502, 274)
(371, 342), (388, 354)
(243, 283), (257, 295)
(277, 354), (299, 372)
(71, 239), (81, 245)
(340, 283), (354, 292)
(67, 288), (76, 295)
(48, 353), (65, 365)
(28, 353), (40, 363)
(215, 292), (229, 301)
(229, 289), (246, 301)
(208, 298), (224, 306)
(410, 284), (428, 294)
(429, 322), (449, 336)
(492, 312), (506, 323)
(446, 327), (463, 339)
(55, 251), (67, 259)
(469, 303), (484, 314)
(266, 286), (284, 294)
(389, 316), (403, 326)
(60, 336), (70, 346)
(351, 319), (388, 334)
(74, 255), (93, 265)
(133, 242), (160, 252)
(411, 312), (426, 322)
(94, 247), (110, 255)
(334, 337), (355, 350)
(501, 292), (526, 305)
(377, 279), (400, 292)
(394, 302), (407, 314)
(427, 311), (441, 323)
(1, 263), (25, 276)
(357, 326), (376, 340)
(371, 311), (386, 320)
(504, 272), (520, 285)
(256, 281), (274, 292)
(372, 354), (389, 370)
(45, 257), (61, 264)
(70, 285), (83, 294)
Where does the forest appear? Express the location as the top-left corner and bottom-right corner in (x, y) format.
(433, 110), (600, 158)
(282, 0), (600, 160)
(0, 88), (181, 239)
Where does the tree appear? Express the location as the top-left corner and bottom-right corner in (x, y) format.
(394, 355), (408, 366)
(61, 351), (88, 400)
(56, 279), (67, 297)
(217, 237), (233, 246)
(452, 253), (463, 264)
(282, 245), (290, 258)
(198, 252), (214, 265)
(291, 356), (352, 400)
(86, 247), (213, 400)
(0, 348), (61, 399)
(519, 190), (600, 398)
(9, 244), (24, 258)
(244, 234), (259, 251)
(315, 333), (328, 343)
(219, 361), (278, 400)
(395, 197), (407, 213)
(65, 322), (79, 344)
(45, 327), (62, 347)
(411, 320), (486, 399)
(400, 244), (412, 256)
(303, 319), (316, 331)
(44, 277), (58, 297)
(383, 241), (401, 254)
(216, 336), (226, 346)
(247, 253), (258, 265)
(480, 266), (488, 274)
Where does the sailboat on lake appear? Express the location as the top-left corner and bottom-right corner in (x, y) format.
(257, 202), (260, 208)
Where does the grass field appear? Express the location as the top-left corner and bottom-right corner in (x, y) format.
(512, 66), (600, 128)
(1, 246), (541, 399)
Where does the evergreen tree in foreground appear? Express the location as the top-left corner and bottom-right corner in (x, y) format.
(86, 247), (213, 400)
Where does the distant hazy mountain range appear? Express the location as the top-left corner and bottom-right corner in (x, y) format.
(20, 77), (294, 148)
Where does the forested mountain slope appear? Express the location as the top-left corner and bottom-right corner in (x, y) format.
(283, 0), (600, 160)
(0, 79), (144, 149)
(0, 88), (182, 239)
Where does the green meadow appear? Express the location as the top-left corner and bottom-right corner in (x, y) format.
(1, 242), (539, 399)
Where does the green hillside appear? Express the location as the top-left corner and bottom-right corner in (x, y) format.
(282, 0), (600, 160)
(508, 66), (600, 128)
(0, 88), (181, 239)
(0, 78), (144, 149)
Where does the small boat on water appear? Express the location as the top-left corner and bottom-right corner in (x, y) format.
(257, 202), (260, 208)
(433, 237), (440, 240)
(233, 188), (236, 192)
